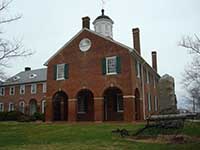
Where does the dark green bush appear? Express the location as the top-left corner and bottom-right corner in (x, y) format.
(6, 111), (23, 121)
(32, 112), (45, 121)
(0, 112), (7, 121)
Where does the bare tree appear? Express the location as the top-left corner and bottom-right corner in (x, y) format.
(179, 35), (200, 112)
(0, 0), (32, 80)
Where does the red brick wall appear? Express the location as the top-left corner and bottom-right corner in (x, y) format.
(0, 82), (46, 114)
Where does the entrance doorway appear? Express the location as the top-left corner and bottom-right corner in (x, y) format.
(77, 89), (94, 121)
(52, 91), (68, 121)
(103, 87), (123, 121)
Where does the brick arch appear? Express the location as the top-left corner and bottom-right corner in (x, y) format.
(52, 91), (68, 121)
(76, 89), (94, 121)
(103, 86), (124, 121)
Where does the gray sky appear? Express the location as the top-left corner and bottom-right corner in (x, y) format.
(3, 0), (200, 107)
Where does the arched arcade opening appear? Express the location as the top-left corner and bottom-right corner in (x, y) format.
(103, 87), (124, 121)
(52, 91), (68, 121)
(77, 89), (94, 121)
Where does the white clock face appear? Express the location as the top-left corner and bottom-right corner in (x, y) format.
(79, 38), (91, 52)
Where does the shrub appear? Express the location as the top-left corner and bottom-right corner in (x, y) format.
(6, 111), (23, 121)
(0, 112), (7, 121)
(18, 114), (31, 122)
(32, 112), (45, 121)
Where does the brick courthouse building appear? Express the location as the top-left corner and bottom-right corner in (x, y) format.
(44, 10), (160, 122)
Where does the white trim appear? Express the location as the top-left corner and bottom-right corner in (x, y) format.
(19, 101), (25, 113)
(8, 102), (14, 112)
(20, 85), (25, 95)
(42, 83), (47, 93)
(41, 100), (46, 113)
(31, 84), (37, 94)
(106, 56), (117, 75)
(56, 64), (65, 80)
(0, 87), (5, 96)
(116, 94), (123, 112)
(123, 95), (135, 99)
(9, 86), (15, 95)
(68, 98), (77, 102)
(0, 103), (4, 112)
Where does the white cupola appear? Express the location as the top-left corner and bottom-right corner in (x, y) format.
(93, 9), (114, 38)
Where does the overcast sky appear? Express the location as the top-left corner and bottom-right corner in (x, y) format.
(3, 0), (200, 107)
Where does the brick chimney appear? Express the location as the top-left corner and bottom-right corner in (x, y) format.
(152, 51), (157, 72)
(25, 67), (31, 71)
(132, 28), (141, 55)
(82, 16), (90, 29)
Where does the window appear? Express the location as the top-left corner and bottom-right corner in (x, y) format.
(19, 101), (25, 113)
(41, 100), (46, 113)
(0, 87), (5, 96)
(13, 76), (20, 81)
(0, 103), (4, 112)
(147, 93), (151, 112)
(9, 102), (14, 111)
(146, 71), (150, 84)
(54, 64), (68, 80)
(20, 85), (25, 95)
(102, 56), (121, 75)
(9, 86), (15, 95)
(153, 77), (156, 88)
(29, 73), (37, 79)
(57, 64), (65, 80)
(43, 83), (47, 93)
(135, 60), (141, 78)
(154, 96), (158, 111)
(117, 94), (123, 112)
(106, 56), (117, 74)
(31, 84), (37, 94)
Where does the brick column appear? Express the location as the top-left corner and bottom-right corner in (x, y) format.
(68, 99), (77, 122)
(94, 97), (104, 122)
(45, 97), (52, 122)
(123, 96), (134, 122)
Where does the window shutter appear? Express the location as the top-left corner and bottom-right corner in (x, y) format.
(102, 58), (106, 75)
(54, 65), (57, 80)
(116, 56), (121, 74)
(64, 64), (69, 79)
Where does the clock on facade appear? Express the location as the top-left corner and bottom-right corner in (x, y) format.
(79, 38), (91, 52)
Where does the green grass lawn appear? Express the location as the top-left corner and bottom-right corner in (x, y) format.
(0, 121), (199, 150)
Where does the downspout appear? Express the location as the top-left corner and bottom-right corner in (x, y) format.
(141, 61), (146, 120)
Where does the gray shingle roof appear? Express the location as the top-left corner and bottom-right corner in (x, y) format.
(1, 68), (47, 86)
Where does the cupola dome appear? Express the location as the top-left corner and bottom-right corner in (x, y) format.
(93, 9), (114, 38)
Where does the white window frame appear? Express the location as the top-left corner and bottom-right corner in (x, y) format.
(19, 101), (25, 113)
(117, 94), (123, 112)
(154, 96), (158, 111)
(56, 64), (65, 80)
(106, 56), (117, 75)
(148, 93), (151, 112)
(8, 102), (14, 112)
(31, 84), (37, 94)
(41, 100), (46, 113)
(9, 86), (15, 95)
(0, 103), (4, 112)
(0, 87), (5, 96)
(42, 83), (47, 93)
(20, 85), (25, 95)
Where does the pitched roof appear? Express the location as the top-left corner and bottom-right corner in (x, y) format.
(44, 28), (160, 77)
(1, 68), (47, 86)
